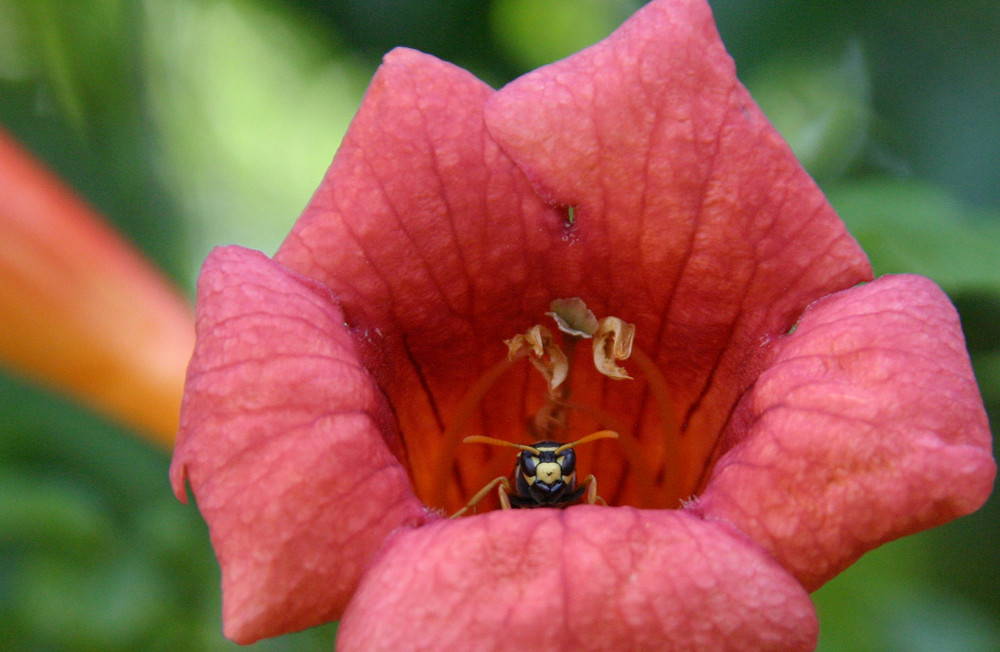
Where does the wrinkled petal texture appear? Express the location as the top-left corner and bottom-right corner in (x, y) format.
(275, 0), (871, 512)
(277, 46), (566, 509)
(697, 274), (996, 591)
(483, 0), (873, 493)
(170, 246), (431, 643)
(337, 507), (818, 652)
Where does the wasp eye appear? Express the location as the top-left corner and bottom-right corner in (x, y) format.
(558, 450), (576, 475)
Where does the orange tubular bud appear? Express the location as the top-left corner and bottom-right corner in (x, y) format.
(0, 128), (194, 447)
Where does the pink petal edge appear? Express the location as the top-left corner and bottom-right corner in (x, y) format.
(170, 246), (433, 643)
(697, 274), (995, 591)
(338, 507), (818, 652)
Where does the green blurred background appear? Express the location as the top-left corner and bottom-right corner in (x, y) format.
(1, 0), (997, 649)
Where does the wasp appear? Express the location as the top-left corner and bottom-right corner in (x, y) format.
(451, 430), (618, 518)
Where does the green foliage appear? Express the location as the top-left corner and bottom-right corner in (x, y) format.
(489, 0), (640, 70)
(0, 371), (339, 650)
(142, 0), (370, 263)
(746, 42), (872, 182)
(829, 179), (1000, 293)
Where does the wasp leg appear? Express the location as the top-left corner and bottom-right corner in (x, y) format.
(581, 474), (608, 506)
(497, 480), (512, 510)
(450, 476), (512, 518)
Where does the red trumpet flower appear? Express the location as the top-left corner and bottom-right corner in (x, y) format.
(171, 0), (994, 647)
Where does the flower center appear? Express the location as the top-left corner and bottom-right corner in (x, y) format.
(428, 298), (689, 514)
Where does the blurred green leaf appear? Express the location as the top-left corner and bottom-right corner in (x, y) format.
(2, 0), (132, 137)
(828, 178), (1000, 294)
(0, 0), (192, 283)
(0, 370), (338, 650)
(142, 0), (370, 266)
(13, 552), (162, 650)
(489, 0), (639, 70)
(973, 350), (1000, 405)
(746, 42), (871, 181)
(814, 528), (1000, 652)
(0, 472), (113, 554)
(0, 1), (35, 80)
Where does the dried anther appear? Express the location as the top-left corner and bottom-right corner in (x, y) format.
(547, 297), (636, 381)
(507, 299), (635, 401)
(593, 316), (635, 380)
(505, 324), (568, 393)
(547, 297), (599, 337)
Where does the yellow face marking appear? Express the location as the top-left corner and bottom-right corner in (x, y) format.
(523, 455), (539, 485)
(535, 462), (562, 485)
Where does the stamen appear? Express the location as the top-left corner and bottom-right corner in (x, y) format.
(545, 298), (636, 381)
(593, 316), (635, 380)
(505, 324), (568, 393)
(629, 346), (683, 500)
(547, 297), (599, 337)
(558, 400), (658, 507)
(439, 298), (665, 512)
(428, 356), (514, 507)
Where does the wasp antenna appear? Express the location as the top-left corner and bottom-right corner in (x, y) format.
(462, 435), (541, 454)
(554, 429), (619, 454)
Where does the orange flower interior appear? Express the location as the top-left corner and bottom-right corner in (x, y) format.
(419, 298), (699, 514)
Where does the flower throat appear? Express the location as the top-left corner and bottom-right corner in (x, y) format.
(430, 298), (684, 513)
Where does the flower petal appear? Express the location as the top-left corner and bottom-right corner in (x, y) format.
(697, 274), (996, 591)
(337, 507), (817, 651)
(271, 0), (875, 511)
(170, 246), (432, 643)
(484, 0), (873, 492)
(274, 47), (572, 508)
